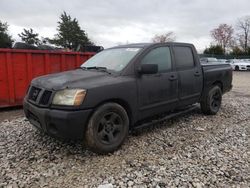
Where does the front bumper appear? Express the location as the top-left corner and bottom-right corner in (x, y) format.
(23, 98), (92, 140)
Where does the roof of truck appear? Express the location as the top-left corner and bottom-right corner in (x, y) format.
(109, 42), (193, 49)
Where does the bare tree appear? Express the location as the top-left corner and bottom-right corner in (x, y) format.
(152, 32), (176, 43)
(211, 24), (234, 53)
(236, 16), (250, 52)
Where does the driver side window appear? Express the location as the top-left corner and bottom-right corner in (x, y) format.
(141, 47), (172, 72)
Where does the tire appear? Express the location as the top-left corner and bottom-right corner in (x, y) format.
(235, 66), (239, 71)
(200, 85), (222, 115)
(85, 103), (129, 154)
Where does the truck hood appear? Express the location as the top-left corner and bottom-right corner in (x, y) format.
(31, 69), (115, 90)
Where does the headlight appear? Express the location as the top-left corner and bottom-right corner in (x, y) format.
(52, 89), (86, 106)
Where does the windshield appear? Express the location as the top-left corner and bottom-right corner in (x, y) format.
(81, 47), (141, 72)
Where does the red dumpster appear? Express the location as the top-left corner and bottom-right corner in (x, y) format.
(0, 49), (95, 108)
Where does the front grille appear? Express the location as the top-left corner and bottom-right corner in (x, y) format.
(28, 86), (41, 102)
(28, 86), (53, 106)
(39, 90), (52, 105)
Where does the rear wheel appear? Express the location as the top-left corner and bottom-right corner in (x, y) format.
(200, 85), (222, 115)
(85, 103), (129, 154)
(235, 66), (239, 71)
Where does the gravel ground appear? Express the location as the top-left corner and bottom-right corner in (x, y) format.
(0, 72), (250, 188)
(0, 107), (23, 123)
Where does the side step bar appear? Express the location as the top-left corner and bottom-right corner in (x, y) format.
(133, 105), (199, 130)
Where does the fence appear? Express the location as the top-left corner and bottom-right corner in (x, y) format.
(199, 54), (250, 59)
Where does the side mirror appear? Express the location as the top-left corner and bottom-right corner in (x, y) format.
(138, 64), (158, 74)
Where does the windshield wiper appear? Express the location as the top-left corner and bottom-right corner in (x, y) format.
(84, 66), (107, 70)
(81, 66), (111, 74)
(78, 66), (87, 70)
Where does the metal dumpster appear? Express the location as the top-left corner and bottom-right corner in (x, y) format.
(0, 49), (94, 108)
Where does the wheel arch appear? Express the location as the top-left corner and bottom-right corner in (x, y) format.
(91, 98), (133, 128)
(212, 81), (223, 92)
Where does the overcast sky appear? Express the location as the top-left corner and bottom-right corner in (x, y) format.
(1, 0), (250, 52)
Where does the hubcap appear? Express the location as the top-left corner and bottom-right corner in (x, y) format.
(211, 90), (221, 110)
(97, 112), (123, 144)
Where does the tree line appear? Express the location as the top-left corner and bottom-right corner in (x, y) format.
(0, 12), (93, 51)
(204, 16), (250, 56)
(1, 12), (250, 55)
(152, 16), (250, 56)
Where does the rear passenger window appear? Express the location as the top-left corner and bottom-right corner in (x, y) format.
(174, 46), (195, 69)
(141, 47), (172, 72)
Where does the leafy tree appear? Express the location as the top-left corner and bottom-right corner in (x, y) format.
(203, 45), (224, 55)
(211, 24), (234, 54)
(18, 28), (40, 45)
(247, 47), (250, 55)
(230, 46), (245, 56)
(50, 12), (93, 50)
(0, 21), (13, 48)
(152, 32), (176, 43)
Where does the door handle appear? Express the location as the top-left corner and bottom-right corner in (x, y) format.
(194, 71), (201, 76)
(168, 75), (177, 81)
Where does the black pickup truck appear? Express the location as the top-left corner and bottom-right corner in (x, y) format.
(23, 42), (232, 153)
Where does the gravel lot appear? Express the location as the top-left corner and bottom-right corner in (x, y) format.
(0, 72), (250, 188)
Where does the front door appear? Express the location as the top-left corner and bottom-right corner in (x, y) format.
(137, 46), (179, 119)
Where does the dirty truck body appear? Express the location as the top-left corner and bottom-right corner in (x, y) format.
(23, 42), (232, 153)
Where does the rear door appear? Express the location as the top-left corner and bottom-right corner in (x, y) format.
(137, 45), (178, 119)
(172, 45), (203, 105)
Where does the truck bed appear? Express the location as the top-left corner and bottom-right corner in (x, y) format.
(201, 63), (232, 93)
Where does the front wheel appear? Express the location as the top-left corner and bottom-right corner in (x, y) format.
(85, 103), (129, 154)
(200, 85), (222, 115)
